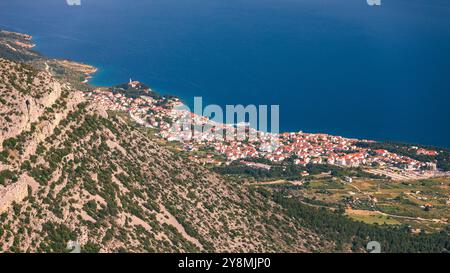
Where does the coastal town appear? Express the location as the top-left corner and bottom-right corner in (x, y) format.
(0, 25), (449, 254)
(85, 79), (449, 181)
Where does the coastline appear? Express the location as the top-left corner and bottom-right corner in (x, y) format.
(1, 28), (449, 151)
(0, 4), (448, 253)
(54, 59), (98, 84)
(1, 0), (450, 149)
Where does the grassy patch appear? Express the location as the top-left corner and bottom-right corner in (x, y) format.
(346, 213), (400, 225)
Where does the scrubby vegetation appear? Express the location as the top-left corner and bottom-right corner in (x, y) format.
(0, 61), (325, 252)
(0, 29), (447, 253)
(214, 161), (386, 181)
(269, 189), (449, 252)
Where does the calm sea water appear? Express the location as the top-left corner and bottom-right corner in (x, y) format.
(1, 0), (450, 147)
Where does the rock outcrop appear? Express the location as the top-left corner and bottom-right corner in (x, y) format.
(0, 180), (27, 213)
(0, 31), (327, 253)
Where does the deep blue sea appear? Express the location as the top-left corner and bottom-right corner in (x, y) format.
(1, 0), (449, 147)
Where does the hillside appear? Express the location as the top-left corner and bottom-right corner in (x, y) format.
(1, 29), (448, 253)
(0, 56), (326, 252)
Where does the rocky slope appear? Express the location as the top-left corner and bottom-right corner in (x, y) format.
(0, 54), (328, 252)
